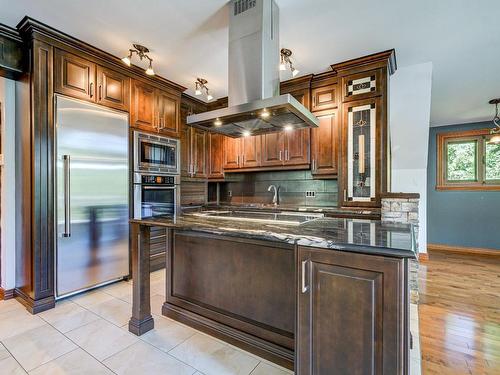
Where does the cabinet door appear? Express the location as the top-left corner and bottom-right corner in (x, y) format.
(342, 69), (382, 102)
(192, 128), (207, 178)
(180, 104), (192, 177)
(223, 136), (241, 169)
(261, 132), (284, 166)
(341, 97), (382, 207)
(241, 136), (261, 168)
(157, 90), (180, 137)
(311, 84), (337, 112)
(297, 246), (406, 375)
(131, 80), (157, 131)
(208, 133), (224, 179)
(54, 49), (96, 101)
(311, 110), (338, 176)
(285, 129), (309, 166)
(96, 66), (130, 111)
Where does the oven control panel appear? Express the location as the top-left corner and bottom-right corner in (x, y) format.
(141, 175), (175, 185)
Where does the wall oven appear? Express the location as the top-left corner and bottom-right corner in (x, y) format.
(134, 131), (179, 174)
(133, 172), (180, 219)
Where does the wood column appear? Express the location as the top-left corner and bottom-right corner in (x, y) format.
(128, 223), (154, 335)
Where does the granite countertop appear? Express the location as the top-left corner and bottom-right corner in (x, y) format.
(131, 212), (417, 259)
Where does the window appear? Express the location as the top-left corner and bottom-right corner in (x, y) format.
(437, 129), (500, 190)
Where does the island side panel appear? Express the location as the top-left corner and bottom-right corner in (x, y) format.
(296, 246), (408, 375)
(163, 230), (295, 369)
(128, 223), (154, 335)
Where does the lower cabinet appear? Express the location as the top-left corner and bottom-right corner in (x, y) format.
(296, 246), (409, 375)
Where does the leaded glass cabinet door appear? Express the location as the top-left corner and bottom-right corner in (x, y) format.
(342, 97), (382, 207)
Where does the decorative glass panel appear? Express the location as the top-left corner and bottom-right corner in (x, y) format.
(346, 75), (376, 96)
(347, 103), (376, 201)
(485, 141), (500, 181)
(446, 141), (477, 181)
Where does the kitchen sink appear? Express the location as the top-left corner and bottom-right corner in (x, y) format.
(191, 210), (324, 225)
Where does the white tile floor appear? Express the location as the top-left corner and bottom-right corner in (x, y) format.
(0, 271), (293, 375)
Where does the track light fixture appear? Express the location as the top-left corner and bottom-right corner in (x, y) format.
(121, 44), (155, 76)
(280, 48), (299, 77)
(488, 98), (500, 145)
(194, 78), (213, 101)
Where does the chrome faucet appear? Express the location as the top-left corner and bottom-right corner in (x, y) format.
(267, 184), (280, 206)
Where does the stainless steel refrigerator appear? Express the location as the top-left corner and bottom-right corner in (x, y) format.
(55, 95), (129, 298)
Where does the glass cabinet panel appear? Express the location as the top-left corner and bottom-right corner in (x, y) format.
(347, 103), (376, 202)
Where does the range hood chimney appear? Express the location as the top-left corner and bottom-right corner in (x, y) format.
(187, 0), (318, 137)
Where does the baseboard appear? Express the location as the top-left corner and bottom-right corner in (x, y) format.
(0, 287), (16, 300)
(428, 243), (500, 257)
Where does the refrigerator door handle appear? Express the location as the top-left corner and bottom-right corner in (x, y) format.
(63, 155), (71, 237)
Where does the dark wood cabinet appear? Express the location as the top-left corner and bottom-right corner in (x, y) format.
(311, 110), (339, 177)
(342, 69), (382, 102)
(180, 103), (192, 178)
(54, 49), (96, 101)
(131, 80), (156, 130)
(241, 136), (261, 168)
(223, 136), (241, 169)
(297, 246), (408, 375)
(0, 25), (24, 79)
(311, 84), (337, 112)
(96, 66), (129, 111)
(156, 90), (179, 137)
(285, 129), (309, 166)
(208, 133), (224, 179)
(192, 128), (207, 178)
(261, 132), (285, 166)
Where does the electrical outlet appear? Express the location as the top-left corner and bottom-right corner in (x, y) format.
(228, 190), (232, 197)
(305, 191), (316, 198)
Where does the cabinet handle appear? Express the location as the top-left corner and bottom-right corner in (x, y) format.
(89, 82), (94, 98)
(63, 155), (71, 237)
(241, 154), (244, 165)
(313, 95), (316, 108)
(301, 260), (309, 293)
(285, 150), (289, 161)
(344, 189), (347, 201)
(237, 155), (240, 166)
(312, 159), (315, 171)
(98, 85), (102, 101)
(279, 150), (282, 161)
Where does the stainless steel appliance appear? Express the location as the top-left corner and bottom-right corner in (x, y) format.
(133, 172), (180, 219)
(186, 0), (318, 137)
(55, 96), (129, 298)
(134, 130), (179, 174)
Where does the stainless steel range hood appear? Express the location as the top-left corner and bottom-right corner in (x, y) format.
(187, 0), (318, 137)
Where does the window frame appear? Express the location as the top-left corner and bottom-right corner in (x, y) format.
(436, 129), (500, 191)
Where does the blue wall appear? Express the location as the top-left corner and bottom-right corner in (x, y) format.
(427, 121), (500, 250)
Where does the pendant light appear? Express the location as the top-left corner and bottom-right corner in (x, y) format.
(121, 44), (155, 76)
(488, 98), (500, 145)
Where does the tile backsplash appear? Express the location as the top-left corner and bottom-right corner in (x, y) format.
(220, 170), (338, 207)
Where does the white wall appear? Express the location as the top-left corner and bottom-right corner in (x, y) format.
(0, 77), (16, 290)
(390, 62), (433, 253)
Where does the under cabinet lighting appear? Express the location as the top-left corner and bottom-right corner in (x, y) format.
(243, 130), (251, 137)
(121, 44), (155, 76)
(214, 119), (222, 126)
(284, 125), (293, 131)
(261, 109), (270, 118)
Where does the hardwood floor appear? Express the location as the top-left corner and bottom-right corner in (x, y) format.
(419, 251), (500, 374)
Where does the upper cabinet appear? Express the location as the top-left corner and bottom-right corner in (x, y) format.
(342, 69), (383, 102)
(208, 133), (224, 179)
(223, 136), (241, 170)
(223, 136), (261, 170)
(131, 79), (180, 137)
(311, 84), (337, 112)
(311, 110), (339, 177)
(131, 80), (156, 129)
(96, 66), (130, 111)
(54, 49), (96, 101)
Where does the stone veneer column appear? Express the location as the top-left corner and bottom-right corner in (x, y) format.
(380, 192), (420, 305)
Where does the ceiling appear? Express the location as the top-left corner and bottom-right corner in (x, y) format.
(1, 0), (499, 126)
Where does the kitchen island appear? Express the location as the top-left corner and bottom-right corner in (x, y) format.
(128, 213), (416, 374)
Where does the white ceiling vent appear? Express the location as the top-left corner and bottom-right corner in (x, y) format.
(234, 0), (256, 16)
